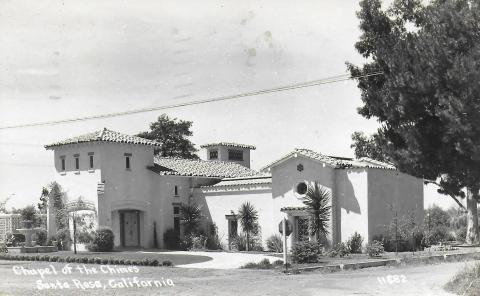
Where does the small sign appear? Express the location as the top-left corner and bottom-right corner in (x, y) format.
(278, 220), (293, 236)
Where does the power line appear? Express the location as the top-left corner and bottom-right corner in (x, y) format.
(0, 72), (383, 130)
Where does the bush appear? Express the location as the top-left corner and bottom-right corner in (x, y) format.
(35, 229), (48, 246)
(366, 240), (384, 257)
(231, 233), (263, 251)
(56, 228), (72, 250)
(89, 228), (114, 252)
(6, 233), (25, 247)
(455, 227), (467, 242)
(273, 259), (284, 266)
(77, 231), (94, 244)
(241, 259), (273, 269)
(347, 232), (363, 253)
(205, 223), (223, 250)
(328, 242), (350, 258)
(291, 241), (322, 263)
(162, 260), (173, 266)
(180, 234), (207, 251)
(266, 234), (283, 253)
(163, 228), (180, 250)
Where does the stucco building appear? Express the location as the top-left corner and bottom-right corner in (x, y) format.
(45, 128), (424, 249)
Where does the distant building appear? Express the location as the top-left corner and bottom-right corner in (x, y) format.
(0, 214), (21, 242)
(45, 128), (424, 249)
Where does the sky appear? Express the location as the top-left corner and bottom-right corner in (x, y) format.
(0, 0), (458, 210)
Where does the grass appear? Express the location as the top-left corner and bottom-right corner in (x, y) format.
(445, 261), (480, 296)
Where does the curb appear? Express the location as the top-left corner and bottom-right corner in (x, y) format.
(292, 251), (480, 273)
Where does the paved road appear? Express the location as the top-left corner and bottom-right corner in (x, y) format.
(0, 259), (472, 295)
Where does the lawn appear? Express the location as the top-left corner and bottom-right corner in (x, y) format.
(6, 250), (212, 266)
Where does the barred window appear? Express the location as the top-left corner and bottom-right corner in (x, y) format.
(209, 150), (218, 159)
(228, 149), (243, 161)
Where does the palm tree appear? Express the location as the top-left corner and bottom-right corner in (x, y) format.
(238, 202), (259, 251)
(180, 202), (203, 235)
(302, 182), (332, 242)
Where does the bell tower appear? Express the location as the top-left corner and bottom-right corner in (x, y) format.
(200, 142), (256, 168)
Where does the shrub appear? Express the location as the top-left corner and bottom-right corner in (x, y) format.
(455, 227), (467, 242)
(181, 234), (207, 251)
(273, 259), (284, 266)
(149, 259), (159, 266)
(347, 232), (363, 254)
(56, 228), (72, 251)
(241, 259), (273, 269)
(6, 233), (25, 247)
(101, 259), (109, 265)
(89, 228), (114, 252)
(35, 229), (48, 246)
(77, 231), (94, 244)
(266, 234), (283, 253)
(163, 228), (180, 250)
(366, 240), (384, 257)
(94, 257), (102, 264)
(231, 233), (263, 251)
(162, 260), (173, 266)
(205, 223), (223, 250)
(328, 242), (350, 258)
(291, 241), (322, 263)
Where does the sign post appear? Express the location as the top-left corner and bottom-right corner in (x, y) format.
(282, 218), (288, 272)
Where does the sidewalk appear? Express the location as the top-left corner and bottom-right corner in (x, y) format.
(141, 250), (280, 269)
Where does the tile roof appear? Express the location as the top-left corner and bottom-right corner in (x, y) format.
(45, 128), (162, 149)
(203, 175), (272, 188)
(262, 148), (396, 171)
(151, 156), (260, 178)
(280, 206), (308, 212)
(200, 142), (256, 150)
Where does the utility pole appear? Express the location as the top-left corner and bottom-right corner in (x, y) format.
(395, 210), (398, 256)
(73, 212), (77, 255)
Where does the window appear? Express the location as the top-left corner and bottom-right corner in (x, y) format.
(88, 152), (94, 169)
(60, 156), (66, 171)
(173, 206), (180, 236)
(74, 154), (79, 170)
(209, 150), (218, 160)
(174, 185), (179, 196)
(228, 149), (243, 161)
(296, 217), (310, 242)
(296, 182), (307, 195)
(228, 219), (238, 238)
(124, 153), (132, 170)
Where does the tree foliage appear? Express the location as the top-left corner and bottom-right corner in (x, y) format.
(303, 182), (331, 241)
(137, 114), (199, 159)
(348, 0), (480, 243)
(351, 131), (389, 162)
(238, 202), (259, 251)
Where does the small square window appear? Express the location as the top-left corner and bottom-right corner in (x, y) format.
(209, 150), (218, 160)
(173, 206), (180, 215)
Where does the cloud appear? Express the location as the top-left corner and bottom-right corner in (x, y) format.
(17, 68), (58, 76)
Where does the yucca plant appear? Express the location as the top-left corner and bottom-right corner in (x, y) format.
(303, 182), (331, 242)
(238, 202), (259, 251)
(180, 202), (203, 235)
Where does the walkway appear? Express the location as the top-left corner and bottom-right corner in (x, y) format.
(141, 250), (280, 269)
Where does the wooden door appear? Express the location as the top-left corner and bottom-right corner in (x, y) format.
(123, 211), (139, 247)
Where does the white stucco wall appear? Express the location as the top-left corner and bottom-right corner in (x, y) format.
(271, 155), (336, 247)
(194, 186), (273, 248)
(99, 142), (156, 247)
(367, 169), (424, 241)
(335, 169), (369, 243)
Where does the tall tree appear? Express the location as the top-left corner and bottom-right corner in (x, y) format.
(238, 202), (259, 251)
(348, 0), (480, 244)
(350, 131), (389, 162)
(37, 187), (49, 214)
(137, 114), (199, 159)
(303, 182), (331, 242)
